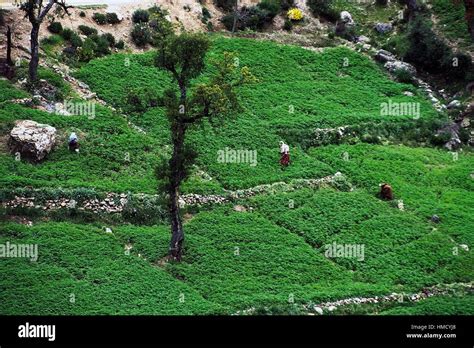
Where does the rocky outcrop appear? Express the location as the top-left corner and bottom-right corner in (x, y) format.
(8, 120), (56, 162)
(374, 22), (393, 34)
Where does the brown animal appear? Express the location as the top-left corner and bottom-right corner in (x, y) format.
(380, 183), (393, 200)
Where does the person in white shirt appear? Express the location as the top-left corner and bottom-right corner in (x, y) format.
(279, 141), (290, 167)
(68, 132), (79, 153)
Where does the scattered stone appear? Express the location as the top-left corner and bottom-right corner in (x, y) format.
(233, 205), (247, 212)
(459, 244), (469, 252)
(447, 100), (461, 109)
(431, 215), (440, 223)
(314, 306), (324, 315)
(384, 60), (417, 77)
(374, 22), (393, 34)
(403, 91), (414, 97)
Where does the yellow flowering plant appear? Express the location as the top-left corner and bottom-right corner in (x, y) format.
(287, 8), (303, 21)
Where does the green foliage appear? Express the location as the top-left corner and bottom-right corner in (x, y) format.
(0, 222), (222, 314)
(221, 3), (278, 31)
(115, 40), (125, 49)
(79, 10), (86, 17)
(92, 12), (107, 25)
(106, 12), (121, 24)
(131, 24), (152, 47)
(214, 0), (235, 12)
(78, 25), (98, 37)
(404, 16), (451, 74)
(47, 21), (63, 34)
(60, 28), (74, 41)
(78, 38), (97, 62)
(307, 0), (338, 22)
(132, 9), (150, 23)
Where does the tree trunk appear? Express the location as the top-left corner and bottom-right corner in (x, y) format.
(168, 115), (186, 261)
(7, 26), (13, 66)
(29, 23), (40, 85)
(464, 0), (474, 41)
(407, 0), (419, 21)
(231, 0), (238, 35)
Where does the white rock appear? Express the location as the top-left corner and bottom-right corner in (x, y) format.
(9, 120), (56, 161)
(314, 306), (324, 315)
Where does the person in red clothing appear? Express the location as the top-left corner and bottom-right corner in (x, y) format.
(279, 141), (290, 167)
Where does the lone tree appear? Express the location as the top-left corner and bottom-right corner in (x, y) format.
(154, 33), (255, 261)
(18, 0), (71, 84)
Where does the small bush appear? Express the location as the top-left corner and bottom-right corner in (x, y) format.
(283, 19), (293, 31)
(70, 32), (83, 48)
(47, 21), (63, 34)
(215, 0), (235, 12)
(101, 33), (116, 47)
(132, 9), (150, 23)
(115, 40), (125, 49)
(393, 68), (413, 83)
(92, 12), (107, 25)
(41, 34), (62, 46)
(444, 52), (473, 80)
(280, 0), (295, 10)
(79, 11), (86, 17)
(376, 0), (388, 5)
(61, 28), (74, 41)
(94, 35), (111, 56)
(78, 25), (98, 36)
(106, 12), (121, 24)
(404, 16), (451, 73)
(221, 3), (277, 31)
(307, 0), (338, 22)
(131, 24), (152, 47)
(78, 38), (97, 62)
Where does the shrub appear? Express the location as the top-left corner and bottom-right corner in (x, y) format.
(106, 12), (121, 24)
(70, 32), (83, 48)
(259, 0), (280, 17)
(283, 19), (293, 30)
(41, 34), (62, 46)
(444, 52), (473, 80)
(376, 0), (388, 5)
(79, 11), (86, 17)
(94, 35), (111, 56)
(280, 0), (295, 10)
(202, 7), (212, 23)
(393, 68), (413, 83)
(132, 9), (150, 23)
(307, 0), (338, 22)
(101, 33), (116, 47)
(47, 21), (63, 34)
(115, 40), (125, 49)
(430, 131), (451, 146)
(403, 16), (451, 73)
(78, 38), (97, 62)
(61, 28), (74, 41)
(131, 24), (152, 47)
(92, 12), (107, 25)
(78, 25), (98, 36)
(214, 0), (235, 12)
(221, 4), (277, 31)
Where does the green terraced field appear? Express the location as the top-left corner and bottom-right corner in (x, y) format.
(0, 36), (472, 315)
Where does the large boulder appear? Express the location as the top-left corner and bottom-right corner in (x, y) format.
(9, 120), (57, 162)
